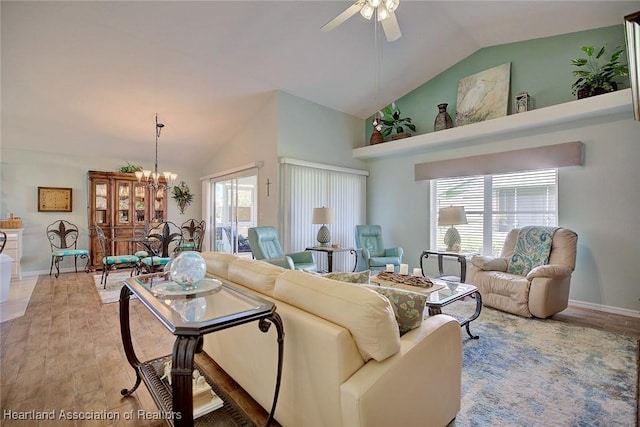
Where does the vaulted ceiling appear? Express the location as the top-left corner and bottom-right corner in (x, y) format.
(2, 1), (638, 168)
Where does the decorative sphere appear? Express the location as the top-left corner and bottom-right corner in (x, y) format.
(169, 252), (206, 288)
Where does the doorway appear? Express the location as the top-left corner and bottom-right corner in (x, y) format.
(210, 172), (257, 256)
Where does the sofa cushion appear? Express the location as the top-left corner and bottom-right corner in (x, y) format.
(321, 270), (370, 284)
(363, 285), (426, 335)
(274, 270), (400, 362)
(228, 258), (286, 297)
(201, 252), (239, 279)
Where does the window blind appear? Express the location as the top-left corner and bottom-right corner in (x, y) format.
(281, 161), (367, 272)
(432, 169), (557, 256)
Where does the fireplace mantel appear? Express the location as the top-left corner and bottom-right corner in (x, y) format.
(353, 89), (633, 160)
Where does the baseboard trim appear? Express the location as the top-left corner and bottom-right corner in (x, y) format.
(568, 299), (640, 319)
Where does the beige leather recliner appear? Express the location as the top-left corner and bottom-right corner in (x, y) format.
(467, 227), (578, 318)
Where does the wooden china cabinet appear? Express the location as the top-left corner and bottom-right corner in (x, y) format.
(88, 170), (168, 271)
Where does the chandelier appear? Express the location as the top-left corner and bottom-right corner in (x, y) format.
(135, 114), (177, 191)
(359, 0), (399, 22)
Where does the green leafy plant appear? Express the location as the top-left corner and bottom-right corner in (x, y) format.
(571, 44), (629, 98)
(171, 181), (194, 214)
(118, 162), (143, 173)
(379, 103), (416, 137)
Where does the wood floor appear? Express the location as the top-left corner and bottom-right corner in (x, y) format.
(1, 272), (638, 427)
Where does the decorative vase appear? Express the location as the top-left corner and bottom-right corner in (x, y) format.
(370, 127), (384, 145)
(434, 103), (454, 131)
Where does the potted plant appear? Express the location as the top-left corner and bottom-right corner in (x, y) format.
(571, 44), (629, 99)
(379, 103), (416, 140)
(119, 162), (143, 173)
(171, 181), (194, 214)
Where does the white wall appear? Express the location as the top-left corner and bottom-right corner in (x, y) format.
(0, 148), (201, 274)
(366, 113), (640, 314)
(199, 91), (367, 249)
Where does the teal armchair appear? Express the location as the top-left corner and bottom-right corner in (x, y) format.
(248, 226), (316, 271)
(355, 225), (403, 271)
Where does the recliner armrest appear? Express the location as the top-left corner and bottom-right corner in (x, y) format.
(383, 247), (403, 259)
(264, 256), (295, 270)
(526, 264), (573, 280)
(471, 255), (508, 271)
(287, 250), (315, 265)
(360, 248), (371, 261)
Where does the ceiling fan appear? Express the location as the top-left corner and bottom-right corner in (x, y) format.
(321, 0), (402, 42)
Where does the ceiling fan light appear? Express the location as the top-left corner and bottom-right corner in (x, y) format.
(360, 3), (374, 20)
(377, 4), (390, 21)
(384, 0), (399, 13)
(368, 0), (381, 8)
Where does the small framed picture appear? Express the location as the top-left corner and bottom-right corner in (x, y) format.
(38, 187), (73, 212)
(515, 92), (529, 113)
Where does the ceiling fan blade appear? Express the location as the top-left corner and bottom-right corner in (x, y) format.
(381, 11), (402, 42)
(321, 2), (363, 33)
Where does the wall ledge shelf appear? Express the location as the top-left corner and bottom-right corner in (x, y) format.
(353, 89), (633, 160)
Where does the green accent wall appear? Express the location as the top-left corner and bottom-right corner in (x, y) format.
(365, 25), (628, 141)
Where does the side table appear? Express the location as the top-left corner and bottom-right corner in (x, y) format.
(420, 250), (475, 283)
(305, 246), (357, 273)
(120, 272), (284, 426)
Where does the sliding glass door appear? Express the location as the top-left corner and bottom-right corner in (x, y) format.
(211, 172), (257, 255)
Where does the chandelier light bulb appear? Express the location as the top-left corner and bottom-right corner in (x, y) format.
(360, 3), (374, 20)
(384, 0), (399, 12)
(377, 5), (390, 21)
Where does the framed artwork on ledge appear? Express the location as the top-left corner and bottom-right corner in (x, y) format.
(38, 187), (73, 212)
(456, 62), (511, 126)
(455, 62), (511, 126)
(625, 11), (640, 121)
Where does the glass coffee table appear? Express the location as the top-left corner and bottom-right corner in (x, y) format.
(425, 280), (482, 339)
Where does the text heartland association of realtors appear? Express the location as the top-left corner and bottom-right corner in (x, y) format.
(2, 409), (181, 421)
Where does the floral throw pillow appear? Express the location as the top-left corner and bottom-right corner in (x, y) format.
(363, 285), (426, 335)
(321, 270), (371, 284)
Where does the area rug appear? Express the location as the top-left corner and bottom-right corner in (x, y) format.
(443, 300), (638, 426)
(93, 272), (136, 304)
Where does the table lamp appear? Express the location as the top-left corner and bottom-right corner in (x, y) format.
(438, 206), (467, 252)
(312, 207), (335, 247)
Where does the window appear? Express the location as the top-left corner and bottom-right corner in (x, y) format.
(431, 169), (557, 256)
(281, 159), (367, 272)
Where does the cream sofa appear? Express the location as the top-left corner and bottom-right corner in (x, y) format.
(467, 227), (578, 318)
(200, 252), (462, 427)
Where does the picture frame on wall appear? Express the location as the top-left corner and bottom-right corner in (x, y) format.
(625, 11), (640, 121)
(38, 187), (73, 212)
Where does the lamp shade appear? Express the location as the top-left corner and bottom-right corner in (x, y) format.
(438, 206), (468, 226)
(312, 207), (335, 225)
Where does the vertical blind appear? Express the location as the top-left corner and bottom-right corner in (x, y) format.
(281, 161), (367, 272)
(432, 169), (558, 256)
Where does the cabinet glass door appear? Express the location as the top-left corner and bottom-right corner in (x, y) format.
(116, 181), (132, 224)
(94, 181), (109, 225)
(134, 183), (147, 224)
(153, 187), (166, 221)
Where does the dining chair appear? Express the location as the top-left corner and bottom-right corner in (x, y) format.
(177, 219), (206, 252)
(94, 225), (140, 287)
(138, 221), (182, 273)
(46, 220), (91, 278)
(0, 231), (6, 254)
